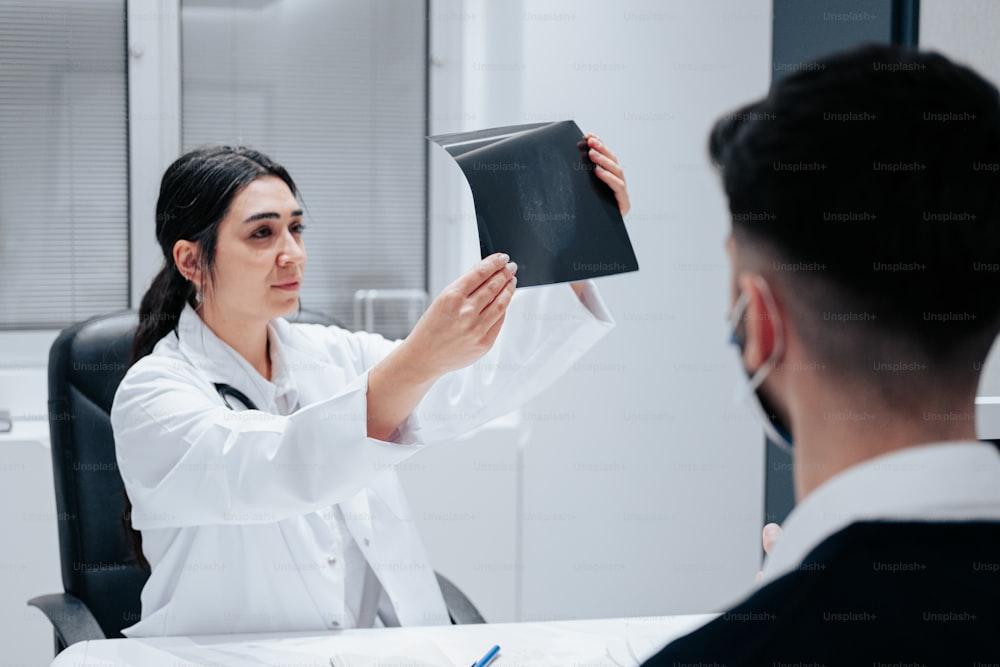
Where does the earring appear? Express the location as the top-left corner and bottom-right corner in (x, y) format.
(186, 276), (203, 305)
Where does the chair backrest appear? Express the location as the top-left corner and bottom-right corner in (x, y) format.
(47, 310), (148, 638)
(46, 307), (340, 638)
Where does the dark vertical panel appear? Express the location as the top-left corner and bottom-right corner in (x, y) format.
(892, 0), (921, 47)
(773, 0), (895, 83)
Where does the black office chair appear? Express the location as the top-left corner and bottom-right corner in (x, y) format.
(29, 309), (483, 655)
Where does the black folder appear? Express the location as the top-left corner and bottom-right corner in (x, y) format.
(429, 121), (639, 287)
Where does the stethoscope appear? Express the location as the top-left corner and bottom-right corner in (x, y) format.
(214, 383), (260, 411)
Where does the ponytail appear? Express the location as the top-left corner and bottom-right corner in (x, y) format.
(126, 263), (193, 570)
(130, 264), (195, 364)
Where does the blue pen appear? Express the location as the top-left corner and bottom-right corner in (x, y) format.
(470, 644), (501, 667)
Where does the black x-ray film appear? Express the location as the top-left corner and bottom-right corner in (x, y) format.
(429, 121), (639, 287)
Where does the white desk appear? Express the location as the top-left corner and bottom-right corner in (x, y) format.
(50, 615), (717, 667)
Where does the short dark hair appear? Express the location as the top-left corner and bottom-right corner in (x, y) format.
(711, 44), (1000, 383)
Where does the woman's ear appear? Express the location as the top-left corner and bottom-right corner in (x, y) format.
(172, 240), (202, 290)
(737, 273), (780, 373)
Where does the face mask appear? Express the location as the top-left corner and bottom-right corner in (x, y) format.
(728, 279), (794, 454)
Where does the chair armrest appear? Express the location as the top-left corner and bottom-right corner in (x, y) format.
(435, 572), (486, 625)
(28, 593), (107, 649)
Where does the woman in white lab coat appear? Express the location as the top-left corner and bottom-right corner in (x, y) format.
(111, 141), (629, 636)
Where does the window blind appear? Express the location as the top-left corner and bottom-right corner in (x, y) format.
(181, 0), (427, 339)
(0, 0), (129, 329)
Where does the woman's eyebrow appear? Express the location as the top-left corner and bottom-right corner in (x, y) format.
(243, 209), (304, 223)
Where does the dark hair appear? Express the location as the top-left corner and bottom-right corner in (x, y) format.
(125, 146), (298, 568)
(130, 145), (299, 364)
(710, 44), (1000, 386)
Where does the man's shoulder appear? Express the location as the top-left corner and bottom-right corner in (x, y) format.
(643, 520), (1000, 666)
(798, 519), (1000, 574)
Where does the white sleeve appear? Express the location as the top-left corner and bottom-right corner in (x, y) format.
(405, 281), (614, 443)
(112, 361), (419, 530)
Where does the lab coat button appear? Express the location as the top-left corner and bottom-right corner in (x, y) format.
(331, 620), (340, 628)
(327, 557), (337, 566)
(363, 537), (370, 547)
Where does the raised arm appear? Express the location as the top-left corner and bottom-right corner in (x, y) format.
(370, 132), (628, 439)
(366, 252), (518, 440)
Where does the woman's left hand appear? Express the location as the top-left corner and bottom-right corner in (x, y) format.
(584, 132), (630, 216)
(570, 133), (630, 299)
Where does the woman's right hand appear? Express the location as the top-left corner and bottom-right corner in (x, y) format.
(405, 252), (518, 380)
(365, 253), (517, 441)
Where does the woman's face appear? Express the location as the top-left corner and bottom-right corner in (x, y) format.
(202, 175), (306, 324)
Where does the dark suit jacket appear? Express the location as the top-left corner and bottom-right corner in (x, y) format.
(643, 521), (1000, 666)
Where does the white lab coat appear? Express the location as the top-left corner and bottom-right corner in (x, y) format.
(111, 283), (613, 636)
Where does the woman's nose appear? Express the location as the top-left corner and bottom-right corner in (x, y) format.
(277, 229), (306, 266)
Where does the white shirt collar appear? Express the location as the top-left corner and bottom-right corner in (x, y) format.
(760, 441), (1000, 583)
(175, 305), (298, 414)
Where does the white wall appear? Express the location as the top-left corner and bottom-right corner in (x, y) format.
(417, 0), (774, 622)
(920, 0), (1000, 88)
(518, 0), (772, 620)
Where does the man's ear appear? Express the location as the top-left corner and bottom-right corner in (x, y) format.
(172, 240), (202, 290)
(737, 273), (781, 373)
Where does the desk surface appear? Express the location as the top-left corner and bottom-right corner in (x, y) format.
(51, 615), (717, 667)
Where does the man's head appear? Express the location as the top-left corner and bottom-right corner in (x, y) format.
(711, 44), (1000, 491)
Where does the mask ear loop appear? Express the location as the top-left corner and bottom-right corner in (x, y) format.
(745, 275), (786, 393)
(729, 276), (794, 453)
(728, 290), (750, 346)
(729, 276), (786, 393)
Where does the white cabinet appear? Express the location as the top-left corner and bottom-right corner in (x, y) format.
(0, 367), (61, 666)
